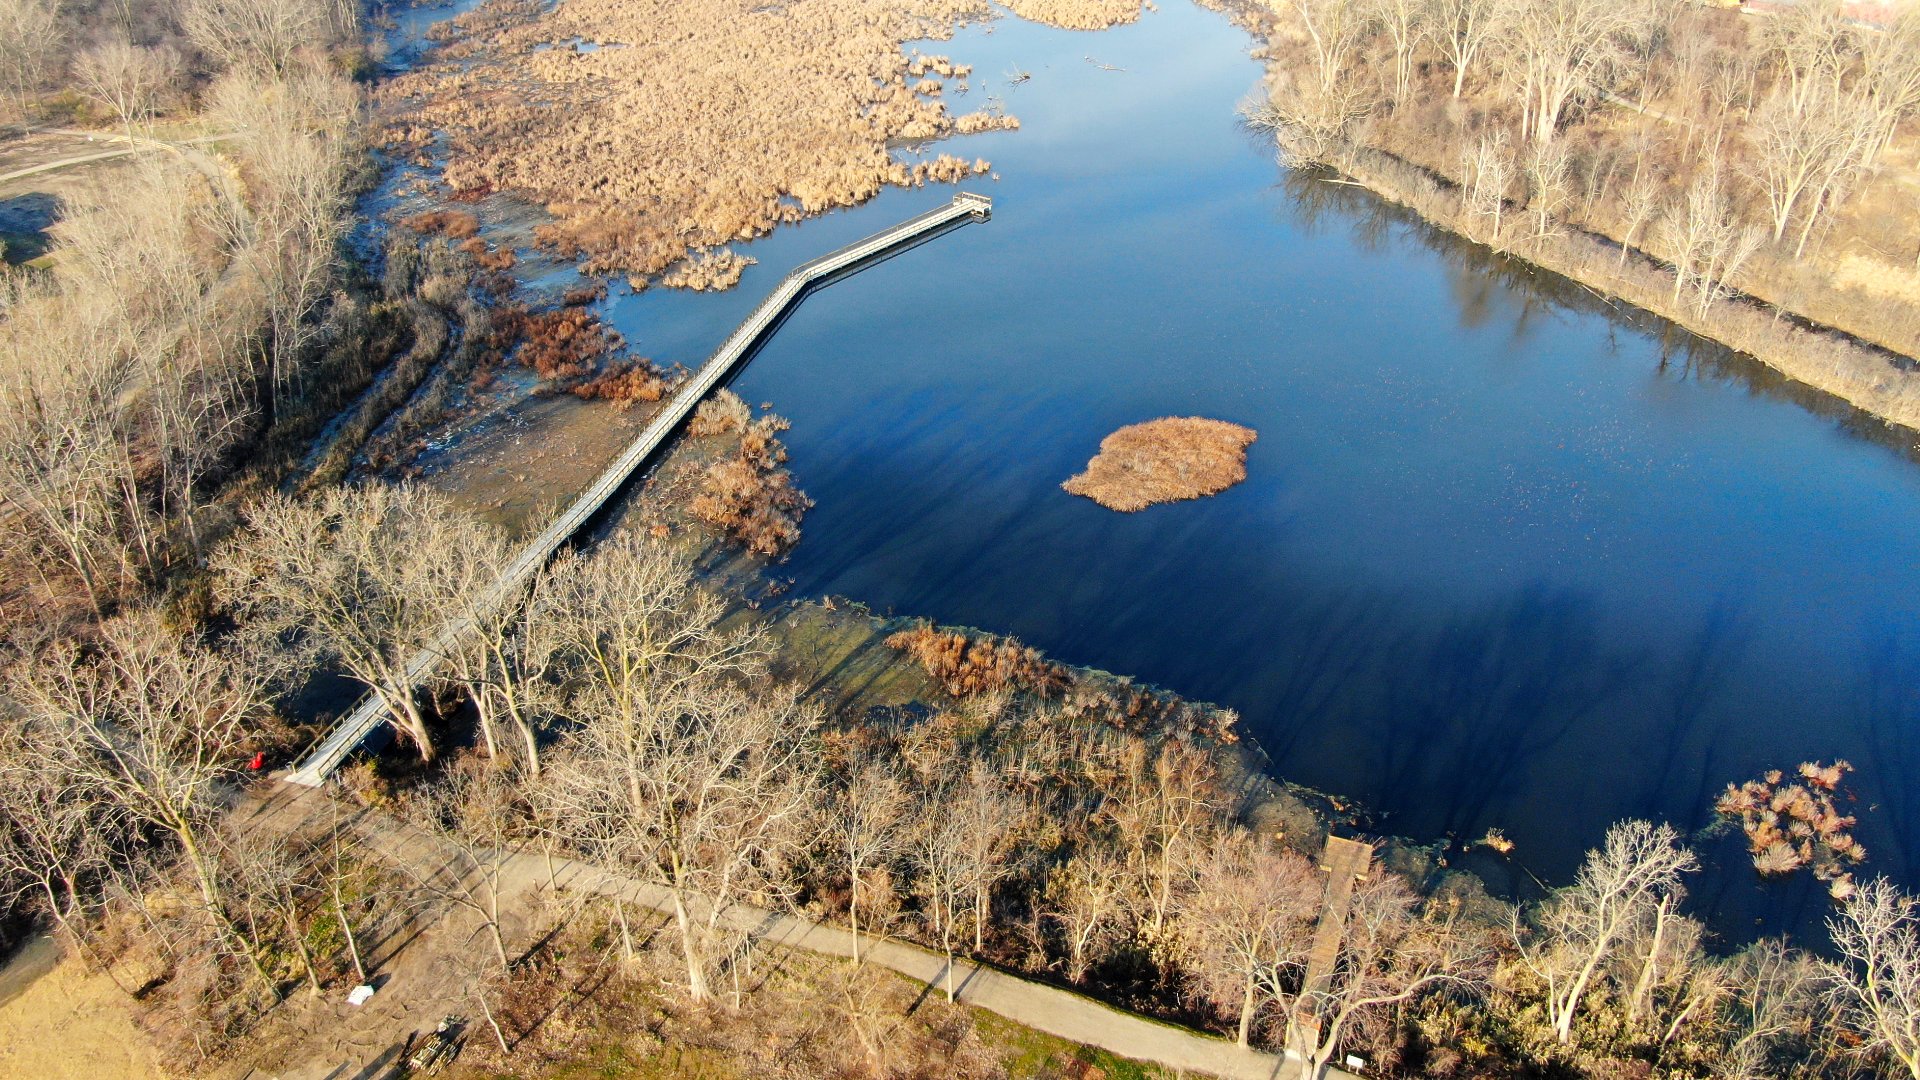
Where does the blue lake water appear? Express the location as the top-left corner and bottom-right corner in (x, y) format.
(569, 4), (1920, 938)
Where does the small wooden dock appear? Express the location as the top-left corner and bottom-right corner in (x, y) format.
(1299, 835), (1376, 1015)
(286, 193), (992, 786)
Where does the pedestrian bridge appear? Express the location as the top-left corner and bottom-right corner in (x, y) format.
(286, 192), (992, 786)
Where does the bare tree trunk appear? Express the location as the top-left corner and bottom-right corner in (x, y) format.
(1237, 971), (1256, 1047)
(613, 896), (635, 961)
(849, 868), (862, 965)
(332, 877), (366, 984)
(672, 890), (710, 1002)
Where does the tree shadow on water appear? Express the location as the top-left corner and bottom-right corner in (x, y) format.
(1358, 585), (1644, 860)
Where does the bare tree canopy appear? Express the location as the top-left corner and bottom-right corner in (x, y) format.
(215, 483), (511, 761)
(1829, 877), (1920, 1079)
(1514, 819), (1697, 1046)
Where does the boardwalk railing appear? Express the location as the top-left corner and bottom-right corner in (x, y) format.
(285, 193), (992, 786)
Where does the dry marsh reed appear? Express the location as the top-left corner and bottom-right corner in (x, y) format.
(884, 624), (1071, 697)
(1062, 417), (1258, 512)
(1002, 0), (1146, 30)
(379, 0), (1012, 283)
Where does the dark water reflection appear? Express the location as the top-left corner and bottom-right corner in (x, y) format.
(594, 2), (1920, 941)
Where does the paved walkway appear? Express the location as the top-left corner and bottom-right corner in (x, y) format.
(0, 128), (238, 186)
(248, 783), (1336, 1080)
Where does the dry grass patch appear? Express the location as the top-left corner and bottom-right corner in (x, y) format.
(1062, 417), (1257, 512)
(379, 0), (1010, 280)
(1004, 0), (1145, 30)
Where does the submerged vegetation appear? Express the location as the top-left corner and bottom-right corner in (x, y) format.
(1062, 417), (1258, 512)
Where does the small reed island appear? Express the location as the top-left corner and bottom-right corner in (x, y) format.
(1063, 416), (1257, 511)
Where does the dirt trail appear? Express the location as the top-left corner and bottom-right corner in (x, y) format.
(0, 942), (168, 1080)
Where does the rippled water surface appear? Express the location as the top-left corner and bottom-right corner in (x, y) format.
(572, 4), (1920, 935)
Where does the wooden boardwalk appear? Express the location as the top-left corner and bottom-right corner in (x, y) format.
(286, 193), (992, 785)
(1297, 835), (1375, 1042)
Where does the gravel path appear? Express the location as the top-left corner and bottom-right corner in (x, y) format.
(245, 782), (1346, 1080)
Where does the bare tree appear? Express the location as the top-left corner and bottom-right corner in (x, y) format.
(1369, 0), (1427, 105)
(1461, 129), (1514, 246)
(1513, 819), (1697, 1046)
(1042, 844), (1129, 984)
(216, 484), (510, 761)
(1289, 0), (1378, 103)
(0, 721), (127, 943)
(1500, 0), (1657, 145)
(390, 768), (520, 977)
(955, 760), (1022, 956)
(221, 829), (325, 996)
(182, 0), (323, 77)
(1856, 8), (1920, 164)
(1717, 938), (1820, 1079)
(211, 71), (355, 417)
(1828, 877), (1920, 1078)
(1524, 137), (1572, 240)
(1615, 151), (1660, 274)
(822, 751), (910, 965)
(0, 288), (131, 612)
(73, 40), (180, 142)
(1660, 163), (1765, 319)
(537, 536), (820, 1002)
(1175, 831), (1319, 1047)
(440, 570), (559, 774)
(909, 788), (975, 1003)
(1749, 86), (1872, 249)
(15, 611), (269, 912)
(0, 0), (61, 119)
(1427, 0), (1503, 99)
(1759, 0), (1853, 122)
(1103, 740), (1221, 946)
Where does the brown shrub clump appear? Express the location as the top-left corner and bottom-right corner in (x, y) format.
(688, 387), (753, 436)
(885, 625), (1070, 698)
(491, 303), (621, 381)
(572, 356), (670, 406)
(660, 246), (756, 291)
(689, 402), (812, 555)
(458, 235), (516, 270)
(377, 0), (1009, 279)
(1062, 417), (1257, 512)
(400, 209), (481, 238)
(1715, 760), (1867, 899)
